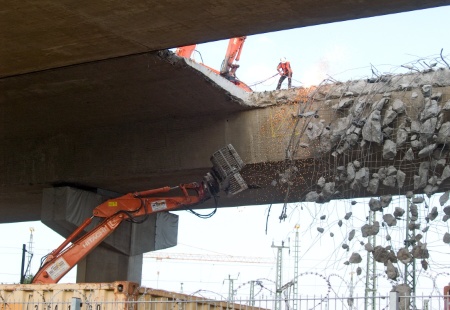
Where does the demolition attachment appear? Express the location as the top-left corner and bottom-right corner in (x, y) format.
(208, 144), (248, 196)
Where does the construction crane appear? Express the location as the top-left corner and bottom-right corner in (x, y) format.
(144, 252), (274, 264)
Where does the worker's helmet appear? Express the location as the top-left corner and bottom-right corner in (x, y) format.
(280, 57), (287, 63)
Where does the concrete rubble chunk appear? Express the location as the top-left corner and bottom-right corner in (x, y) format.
(383, 214), (397, 227)
(382, 140), (397, 160)
(318, 128), (333, 153)
(432, 158), (447, 170)
(330, 232), (334, 237)
(348, 229), (355, 241)
(444, 232), (450, 244)
(443, 214), (450, 222)
(396, 128), (408, 147)
(377, 167), (387, 180)
(349, 252), (362, 264)
(362, 110), (383, 144)
(382, 108), (397, 127)
(317, 227), (324, 233)
(394, 207), (405, 218)
(347, 163), (356, 183)
(412, 91), (419, 99)
(338, 220), (343, 227)
(372, 98), (388, 111)
(322, 182), (335, 198)
(373, 246), (392, 264)
(351, 100), (366, 117)
(344, 212), (352, 220)
(442, 166), (450, 182)
(422, 226), (429, 233)
(424, 184), (434, 197)
(412, 196), (424, 204)
(420, 117), (437, 137)
(413, 175), (421, 190)
(369, 198), (382, 212)
(367, 178), (379, 194)
(422, 85), (432, 97)
(412, 243), (429, 259)
(410, 204), (418, 220)
(317, 176), (326, 188)
(403, 148), (415, 161)
(361, 221), (380, 237)
(380, 195), (392, 208)
(305, 191), (319, 202)
(356, 267), (362, 275)
(444, 206), (450, 216)
(422, 259), (428, 270)
(393, 284), (411, 310)
(387, 166), (397, 175)
(410, 120), (421, 133)
(365, 243), (374, 252)
(354, 167), (370, 187)
(440, 191), (449, 206)
(429, 176), (438, 186)
(392, 99), (406, 113)
(353, 160), (361, 168)
(342, 243), (349, 250)
(418, 162), (430, 189)
(428, 207), (438, 221)
(306, 122), (324, 140)
(397, 247), (412, 264)
(383, 175), (396, 188)
(331, 116), (352, 142)
(443, 100), (450, 111)
(320, 215), (326, 220)
(436, 122), (450, 144)
(418, 144), (437, 158)
(397, 170), (406, 188)
(420, 99), (441, 121)
(431, 92), (442, 101)
(408, 222), (420, 230)
(337, 98), (354, 109)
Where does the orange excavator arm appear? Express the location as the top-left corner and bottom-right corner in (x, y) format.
(175, 45), (197, 58)
(32, 145), (248, 284)
(32, 183), (209, 284)
(176, 37), (252, 92)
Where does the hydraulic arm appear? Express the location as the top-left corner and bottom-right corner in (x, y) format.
(32, 145), (247, 284)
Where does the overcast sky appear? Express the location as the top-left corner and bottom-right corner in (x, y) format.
(1, 5), (450, 304)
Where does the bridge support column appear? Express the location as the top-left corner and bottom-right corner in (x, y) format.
(41, 187), (178, 284)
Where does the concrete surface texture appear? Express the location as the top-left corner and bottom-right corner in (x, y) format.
(2, 1), (449, 78)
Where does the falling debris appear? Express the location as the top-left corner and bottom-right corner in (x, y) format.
(349, 252), (362, 264)
(317, 227), (324, 233)
(348, 229), (355, 241)
(385, 260), (399, 280)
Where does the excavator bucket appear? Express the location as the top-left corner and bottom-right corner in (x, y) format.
(210, 144), (247, 196)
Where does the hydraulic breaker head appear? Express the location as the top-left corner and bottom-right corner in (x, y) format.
(207, 144), (248, 196)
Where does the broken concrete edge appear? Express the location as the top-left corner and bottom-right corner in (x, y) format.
(158, 49), (310, 108)
(157, 50), (257, 107)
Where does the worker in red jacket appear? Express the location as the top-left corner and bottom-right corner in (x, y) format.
(276, 57), (293, 90)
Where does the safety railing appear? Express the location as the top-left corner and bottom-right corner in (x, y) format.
(1, 293), (450, 310)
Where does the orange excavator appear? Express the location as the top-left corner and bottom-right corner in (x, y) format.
(175, 37), (252, 92)
(32, 145), (247, 284)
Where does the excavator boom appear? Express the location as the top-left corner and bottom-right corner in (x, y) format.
(176, 37), (252, 92)
(32, 145), (247, 284)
